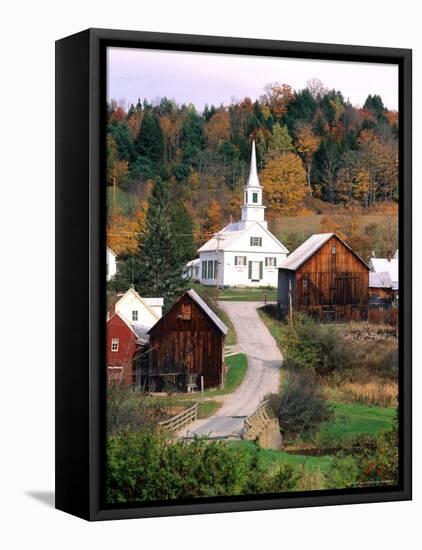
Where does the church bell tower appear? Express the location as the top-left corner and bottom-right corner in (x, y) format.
(241, 141), (267, 229)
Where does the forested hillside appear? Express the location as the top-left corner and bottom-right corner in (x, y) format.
(107, 80), (398, 278)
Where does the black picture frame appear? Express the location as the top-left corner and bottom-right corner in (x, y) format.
(55, 28), (412, 521)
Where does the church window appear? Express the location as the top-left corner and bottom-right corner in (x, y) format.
(250, 236), (262, 247)
(201, 261), (207, 279)
(252, 192), (258, 204)
(235, 256), (247, 266)
(265, 257), (276, 267)
(207, 260), (214, 279)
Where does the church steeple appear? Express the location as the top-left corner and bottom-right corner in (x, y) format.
(241, 141), (267, 228)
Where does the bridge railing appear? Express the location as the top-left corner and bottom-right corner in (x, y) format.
(243, 400), (272, 440)
(157, 402), (199, 433)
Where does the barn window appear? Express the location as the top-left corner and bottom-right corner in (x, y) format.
(111, 338), (119, 352)
(181, 303), (192, 320)
(265, 257), (276, 267)
(132, 310), (138, 321)
(250, 236), (262, 247)
(332, 245), (337, 254)
(235, 256), (247, 266)
(303, 278), (308, 289)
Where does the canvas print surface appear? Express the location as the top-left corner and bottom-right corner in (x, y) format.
(105, 47), (399, 504)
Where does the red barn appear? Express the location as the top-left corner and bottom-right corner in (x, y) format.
(106, 312), (139, 385)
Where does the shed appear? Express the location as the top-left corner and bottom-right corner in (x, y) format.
(277, 233), (370, 321)
(144, 289), (228, 392)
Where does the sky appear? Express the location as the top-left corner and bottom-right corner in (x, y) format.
(107, 47), (399, 112)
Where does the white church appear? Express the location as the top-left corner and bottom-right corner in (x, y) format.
(196, 141), (288, 288)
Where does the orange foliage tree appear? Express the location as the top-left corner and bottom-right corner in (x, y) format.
(201, 199), (223, 239)
(107, 203), (147, 255)
(295, 124), (321, 195)
(261, 153), (307, 212)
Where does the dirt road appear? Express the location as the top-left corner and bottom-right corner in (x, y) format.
(179, 301), (282, 438)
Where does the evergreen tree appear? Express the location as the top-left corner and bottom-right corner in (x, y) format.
(135, 110), (164, 165)
(119, 180), (187, 306)
(170, 201), (197, 263)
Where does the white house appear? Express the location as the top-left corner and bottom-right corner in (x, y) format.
(106, 246), (117, 281)
(183, 258), (200, 281)
(197, 141), (288, 287)
(114, 287), (163, 328)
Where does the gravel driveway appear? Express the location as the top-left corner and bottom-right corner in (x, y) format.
(179, 301), (283, 438)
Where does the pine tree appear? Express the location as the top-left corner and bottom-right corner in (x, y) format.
(120, 180), (187, 306)
(170, 201), (196, 263)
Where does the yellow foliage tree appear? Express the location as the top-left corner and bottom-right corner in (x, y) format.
(107, 202), (147, 255)
(202, 199), (222, 239)
(261, 153), (307, 212)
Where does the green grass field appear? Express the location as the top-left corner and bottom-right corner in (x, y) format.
(201, 353), (248, 397)
(217, 287), (277, 302)
(228, 440), (336, 474)
(317, 402), (396, 444)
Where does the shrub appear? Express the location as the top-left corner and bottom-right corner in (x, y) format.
(267, 370), (333, 441)
(106, 430), (302, 503)
(283, 315), (354, 375)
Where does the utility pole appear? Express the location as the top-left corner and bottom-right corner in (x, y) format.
(113, 176), (116, 207)
(215, 232), (223, 291)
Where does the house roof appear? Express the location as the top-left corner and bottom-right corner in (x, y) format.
(148, 289), (228, 336)
(131, 324), (151, 346)
(369, 271), (393, 289)
(369, 258), (399, 289)
(198, 221), (288, 254)
(279, 233), (370, 271)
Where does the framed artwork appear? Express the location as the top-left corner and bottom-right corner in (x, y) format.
(55, 28), (412, 521)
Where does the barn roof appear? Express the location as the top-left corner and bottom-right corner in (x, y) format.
(369, 271), (393, 289)
(279, 233), (370, 271)
(148, 289), (228, 336)
(187, 289), (228, 335)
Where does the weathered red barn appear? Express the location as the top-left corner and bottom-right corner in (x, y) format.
(106, 312), (139, 385)
(277, 233), (370, 321)
(144, 289), (228, 392)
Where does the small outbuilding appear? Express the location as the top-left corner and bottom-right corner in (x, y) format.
(277, 233), (370, 322)
(144, 289), (228, 392)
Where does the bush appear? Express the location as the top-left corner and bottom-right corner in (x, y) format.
(283, 315), (354, 376)
(106, 430), (301, 503)
(267, 370), (333, 441)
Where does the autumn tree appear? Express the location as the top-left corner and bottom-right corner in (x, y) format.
(261, 153), (307, 212)
(205, 109), (230, 155)
(295, 123), (321, 195)
(202, 200), (223, 238)
(261, 83), (294, 119)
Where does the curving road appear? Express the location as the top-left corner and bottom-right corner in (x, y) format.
(179, 301), (283, 439)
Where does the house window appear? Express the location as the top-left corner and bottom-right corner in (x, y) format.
(250, 236), (262, 247)
(132, 310), (138, 321)
(111, 338), (119, 352)
(252, 192), (258, 204)
(235, 256), (247, 266)
(201, 261), (207, 279)
(181, 303), (192, 320)
(265, 257), (276, 267)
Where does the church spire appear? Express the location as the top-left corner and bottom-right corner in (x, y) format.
(240, 141), (267, 228)
(246, 140), (261, 188)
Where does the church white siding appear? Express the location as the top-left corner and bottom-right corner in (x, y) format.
(196, 141), (288, 288)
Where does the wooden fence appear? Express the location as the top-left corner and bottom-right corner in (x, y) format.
(243, 400), (271, 441)
(157, 402), (199, 433)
